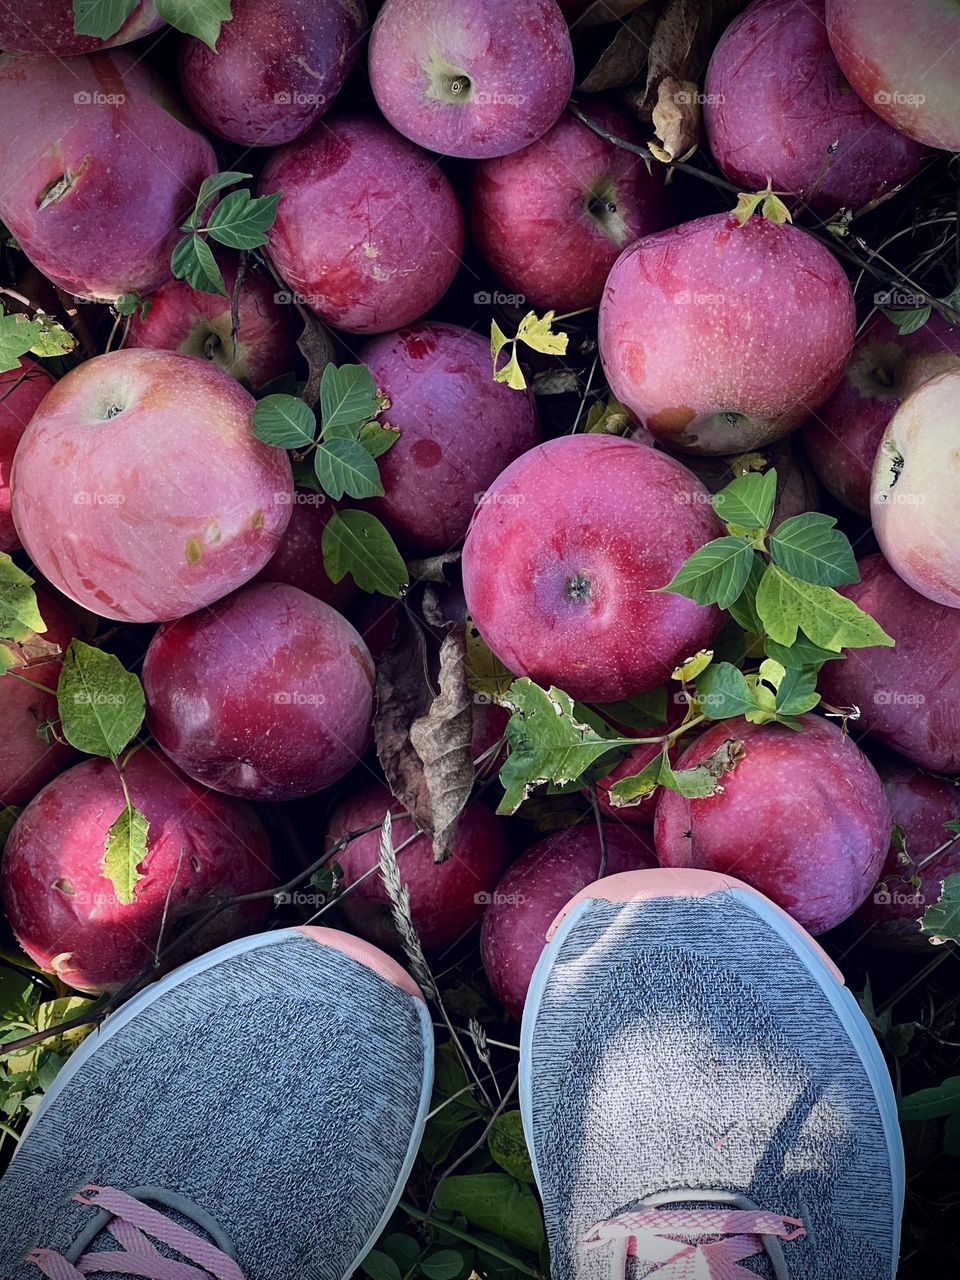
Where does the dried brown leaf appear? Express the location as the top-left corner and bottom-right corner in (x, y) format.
(579, 8), (658, 92)
(573, 0), (656, 31)
(640, 0), (745, 116)
(650, 75), (701, 162)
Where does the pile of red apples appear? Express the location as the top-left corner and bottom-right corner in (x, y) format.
(0, 0), (959, 1019)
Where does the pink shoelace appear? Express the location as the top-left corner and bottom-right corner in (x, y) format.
(582, 1205), (806, 1279)
(27, 1186), (245, 1280)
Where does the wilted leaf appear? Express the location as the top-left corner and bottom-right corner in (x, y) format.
(649, 76), (701, 163)
(579, 8), (657, 91)
(574, 0), (657, 28)
(641, 0), (744, 115)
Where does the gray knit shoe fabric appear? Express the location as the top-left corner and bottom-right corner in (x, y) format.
(0, 928), (434, 1280)
(520, 871), (903, 1280)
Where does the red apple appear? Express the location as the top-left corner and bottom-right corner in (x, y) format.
(655, 715), (890, 934)
(826, 0), (960, 152)
(143, 582), (374, 801)
(11, 350), (294, 624)
(462, 434), (723, 702)
(254, 489), (356, 611)
(599, 213), (856, 454)
(677, 438), (821, 531)
(126, 251), (300, 387)
(705, 0), (928, 215)
(0, 587), (78, 807)
(819, 554), (960, 773)
(0, 358), (54, 552)
(480, 823), (657, 1018)
(360, 322), (540, 552)
(0, 52), (216, 301)
(802, 313), (960, 516)
(178, 0), (366, 146)
(369, 0), (574, 160)
(1, 747), (274, 993)
(853, 763), (960, 951)
(259, 116), (465, 334)
(0, 2), (164, 56)
(325, 782), (510, 951)
(470, 102), (670, 311)
(871, 369), (960, 608)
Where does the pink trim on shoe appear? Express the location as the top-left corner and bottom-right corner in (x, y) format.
(295, 926), (425, 1000)
(546, 868), (845, 986)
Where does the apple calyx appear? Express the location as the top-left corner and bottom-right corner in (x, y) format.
(584, 177), (629, 246)
(424, 49), (475, 106)
(565, 572), (592, 603)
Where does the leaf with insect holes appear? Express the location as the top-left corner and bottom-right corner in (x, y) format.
(185, 170), (252, 230)
(205, 190), (280, 250)
(661, 537), (755, 609)
(57, 641), (145, 759)
(696, 662), (756, 721)
(515, 310), (569, 356)
(673, 650), (713, 682)
(0, 556), (43, 644)
(314, 437), (383, 501)
(102, 799), (149, 906)
(712, 469), (777, 531)
(756, 565), (894, 652)
(610, 738), (743, 806)
(769, 513), (858, 588)
(920, 873), (960, 945)
(252, 395), (316, 449)
(497, 679), (622, 815)
(358, 421), (399, 459)
(883, 306), (931, 336)
(155, 0), (233, 49)
(28, 315), (77, 359)
(321, 510), (408, 598)
(171, 235), (226, 296)
(320, 363), (380, 437)
(0, 311), (43, 376)
(73, 0), (137, 39)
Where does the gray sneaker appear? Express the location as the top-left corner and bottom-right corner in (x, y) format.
(2, 927), (433, 1280)
(520, 868), (904, 1280)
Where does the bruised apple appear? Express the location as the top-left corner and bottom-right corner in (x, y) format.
(599, 213), (855, 454)
(0, 587), (77, 807)
(481, 824), (657, 1018)
(462, 434), (723, 702)
(360, 322), (539, 552)
(0, 358), (54, 552)
(655, 715), (890, 934)
(1, 748), (274, 993)
(0, 53), (215, 301)
(326, 783), (509, 951)
(11, 350), (293, 623)
(143, 583), (374, 801)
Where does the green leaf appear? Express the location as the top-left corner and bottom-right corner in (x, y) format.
(696, 662), (756, 720)
(113, 292), (145, 317)
(378, 1236), (421, 1273)
(712, 470), (777, 531)
(774, 665), (821, 716)
(101, 800), (149, 906)
(433, 1174), (545, 1252)
(597, 688), (668, 729)
(755, 564), (895, 653)
(0, 313), (43, 376)
(252, 395), (316, 449)
(769, 513), (858, 588)
(465, 619), (514, 703)
(661, 537), (755, 609)
(515, 310), (569, 356)
(490, 320), (511, 360)
(155, 0), (233, 49)
(187, 170), (252, 228)
(361, 1252), (402, 1280)
(497, 680), (622, 816)
(661, 739), (743, 799)
(764, 634), (845, 669)
(420, 1252), (465, 1280)
(727, 553), (766, 634)
(319, 363), (381, 437)
(900, 1077), (960, 1122)
(488, 1111), (535, 1183)
(56, 640), (145, 759)
(73, 0), (138, 39)
(28, 315), (77, 359)
(607, 753), (665, 806)
(0, 556), (43, 643)
(882, 306), (931, 336)
(357, 420), (400, 459)
(171, 235), (226, 297)
(314, 437), (383, 501)
(321, 510), (408, 598)
(0, 806), (18, 853)
(672, 650), (713, 682)
(204, 189), (279, 250)
(920, 873), (960, 944)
